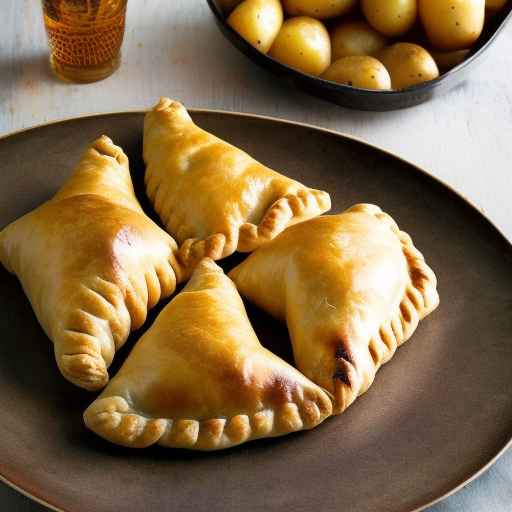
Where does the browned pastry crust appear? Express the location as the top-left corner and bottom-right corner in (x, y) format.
(143, 98), (331, 263)
(84, 258), (332, 450)
(0, 136), (187, 391)
(230, 203), (439, 414)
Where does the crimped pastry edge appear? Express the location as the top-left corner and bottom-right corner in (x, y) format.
(83, 389), (333, 451)
(2, 135), (185, 392)
(176, 188), (331, 265)
(332, 203), (439, 414)
(145, 98), (331, 264)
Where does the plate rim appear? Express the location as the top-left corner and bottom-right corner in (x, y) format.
(1, 109), (511, 512)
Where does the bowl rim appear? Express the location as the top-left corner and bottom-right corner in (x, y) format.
(206, 0), (512, 96)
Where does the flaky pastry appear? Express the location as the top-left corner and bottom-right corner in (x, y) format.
(84, 258), (332, 450)
(230, 204), (439, 414)
(143, 98), (331, 262)
(0, 136), (186, 391)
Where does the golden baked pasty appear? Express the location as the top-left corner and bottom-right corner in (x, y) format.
(0, 136), (186, 391)
(229, 204), (439, 414)
(84, 258), (332, 450)
(143, 98), (331, 262)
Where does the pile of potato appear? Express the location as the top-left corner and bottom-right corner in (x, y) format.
(221, 0), (508, 90)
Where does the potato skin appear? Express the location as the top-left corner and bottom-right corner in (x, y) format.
(228, 0), (283, 54)
(282, 0), (357, 19)
(377, 43), (439, 89)
(330, 21), (387, 60)
(269, 17), (332, 76)
(419, 0), (485, 50)
(361, 0), (418, 37)
(322, 56), (392, 90)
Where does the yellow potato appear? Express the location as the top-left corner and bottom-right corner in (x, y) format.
(322, 56), (392, 90)
(431, 48), (470, 71)
(330, 21), (387, 60)
(419, 0), (485, 50)
(486, 0), (508, 10)
(228, 0), (283, 53)
(377, 43), (439, 89)
(269, 17), (332, 76)
(361, 0), (418, 37)
(282, 0), (357, 19)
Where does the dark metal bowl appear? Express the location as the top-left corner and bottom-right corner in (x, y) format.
(206, 0), (512, 111)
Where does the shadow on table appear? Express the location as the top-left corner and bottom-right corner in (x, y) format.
(0, 53), (56, 99)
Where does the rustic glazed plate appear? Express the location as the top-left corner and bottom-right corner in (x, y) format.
(206, 0), (512, 111)
(1, 111), (512, 512)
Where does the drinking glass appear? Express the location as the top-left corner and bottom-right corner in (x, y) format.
(42, 0), (128, 83)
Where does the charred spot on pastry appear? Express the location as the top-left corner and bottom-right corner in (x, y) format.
(332, 367), (351, 386)
(333, 345), (354, 386)
(335, 344), (353, 364)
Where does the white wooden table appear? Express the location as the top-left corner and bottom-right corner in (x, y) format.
(1, 1), (512, 510)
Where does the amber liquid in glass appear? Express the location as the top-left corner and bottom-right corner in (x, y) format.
(42, 0), (127, 83)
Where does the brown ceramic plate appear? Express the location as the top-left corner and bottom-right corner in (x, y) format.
(1, 111), (512, 512)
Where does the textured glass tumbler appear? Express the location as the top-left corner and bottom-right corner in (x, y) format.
(42, 0), (128, 83)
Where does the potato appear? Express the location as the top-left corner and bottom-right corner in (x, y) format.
(361, 0), (418, 37)
(486, 0), (508, 10)
(419, 0), (485, 50)
(228, 0), (283, 53)
(330, 21), (387, 60)
(377, 43), (439, 89)
(269, 17), (332, 76)
(218, 0), (243, 14)
(431, 48), (470, 71)
(322, 56), (392, 90)
(282, 0), (357, 19)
